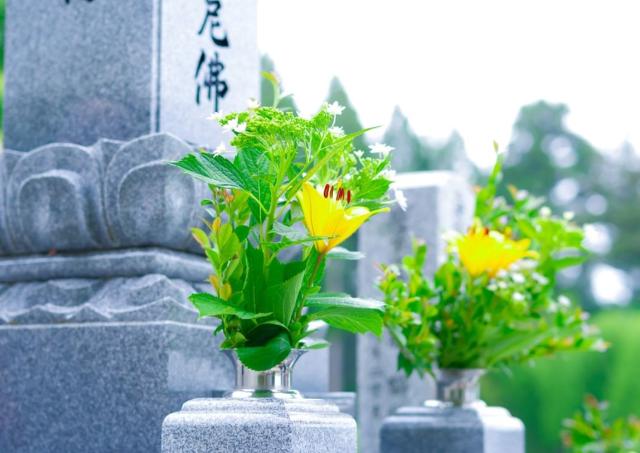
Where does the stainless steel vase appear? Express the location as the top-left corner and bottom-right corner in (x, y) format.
(223, 350), (306, 399)
(428, 368), (486, 407)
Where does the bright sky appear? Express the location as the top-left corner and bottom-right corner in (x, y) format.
(258, 0), (640, 168)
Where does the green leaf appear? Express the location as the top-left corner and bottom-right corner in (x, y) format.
(171, 153), (245, 189)
(189, 293), (271, 320)
(243, 246), (266, 314)
(235, 148), (271, 219)
(191, 227), (210, 248)
(298, 337), (330, 350)
(326, 247), (365, 261)
(236, 332), (292, 371)
(305, 293), (385, 311)
(266, 259), (306, 325)
(552, 255), (587, 270)
(308, 306), (384, 336)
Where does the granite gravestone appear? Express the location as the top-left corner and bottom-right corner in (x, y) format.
(0, 0), (260, 450)
(356, 171), (475, 453)
(4, 0), (258, 151)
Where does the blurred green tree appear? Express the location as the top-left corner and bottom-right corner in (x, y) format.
(324, 77), (368, 152)
(260, 54), (298, 113)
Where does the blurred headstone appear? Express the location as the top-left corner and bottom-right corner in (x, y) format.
(4, 0), (258, 151)
(356, 171), (475, 453)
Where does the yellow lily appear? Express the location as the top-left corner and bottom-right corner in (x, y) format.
(297, 182), (388, 254)
(457, 225), (538, 277)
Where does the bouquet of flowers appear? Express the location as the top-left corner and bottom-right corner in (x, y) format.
(378, 145), (606, 376)
(172, 74), (396, 371)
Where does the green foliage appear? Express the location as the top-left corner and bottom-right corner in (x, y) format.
(562, 395), (640, 453)
(483, 309), (640, 453)
(378, 153), (604, 375)
(172, 76), (392, 371)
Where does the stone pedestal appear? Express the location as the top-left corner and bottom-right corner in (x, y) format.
(162, 398), (357, 453)
(356, 171), (475, 453)
(380, 403), (525, 453)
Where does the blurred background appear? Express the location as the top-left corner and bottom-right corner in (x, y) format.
(2, 1), (638, 452)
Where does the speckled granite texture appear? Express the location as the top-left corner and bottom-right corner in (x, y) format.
(4, 0), (257, 150)
(0, 321), (234, 453)
(380, 403), (525, 453)
(162, 397), (357, 453)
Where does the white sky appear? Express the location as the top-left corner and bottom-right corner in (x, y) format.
(258, 0), (640, 168)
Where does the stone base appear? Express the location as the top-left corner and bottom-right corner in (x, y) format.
(162, 397), (357, 453)
(380, 403), (524, 453)
(0, 321), (233, 453)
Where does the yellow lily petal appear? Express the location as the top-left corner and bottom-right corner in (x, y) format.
(457, 225), (536, 277)
(297, 182), (389, 254)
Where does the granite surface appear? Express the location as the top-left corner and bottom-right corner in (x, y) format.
(0, 321), (234, 453)
(0, 273), (206, 325)
(356, 171), (475, 453)
(0, 133), (209, 256)
(380, 403), (525, 453)
(162, 397), (357, 453)
(0, 248), (211, 283)
(4, 0), (257, 151)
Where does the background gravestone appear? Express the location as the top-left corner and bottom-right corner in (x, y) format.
(4, 0), (258, 151)
(356, 171), (475, 453)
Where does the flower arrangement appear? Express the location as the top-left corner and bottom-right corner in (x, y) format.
(172, 74), (395, 371)
(562, 395), (640, 453)
(378, 145), (605, 376)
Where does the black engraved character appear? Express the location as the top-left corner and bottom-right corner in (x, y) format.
(198, 0), (229, 47)
(195, 51), (228, 112)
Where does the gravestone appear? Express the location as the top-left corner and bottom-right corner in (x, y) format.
(4, 0), (258, 151)
(356, 171), (475, 453)
(0, 0), (262, 451)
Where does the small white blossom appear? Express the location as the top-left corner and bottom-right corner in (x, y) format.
(247, 98), (260, 109)
(387, 264), (401, 276)
(593, 339), (608, 352)
(496, 269), (509, 279)
(207, 111), (224, 121)
(513, 292), (525, 302)
(325, 101), (345, 116)
(344, 173), (353, 181)
(354, 150), (364, 159)
(222, 118), (238, 133)
(328, 126), (345, 138)
(516, 190), (528, 201)
(393, 187), (408, 211)
(558, 295), (571, 307)
(512, 259), (538, 271)
(563, 211), (575, 221)
(213, 142), (227, 155)
(383, 169), (397, 181)
(581, 312), (590, 321)
(234, 122), (247, 133)
(540, 206), (552, 217)
(498, 281), (508, 290)
(532, 272), (549, 285)
(487, 283), (498, 291)
(369, 143), (395, 157)
(511, 273), (525, 284)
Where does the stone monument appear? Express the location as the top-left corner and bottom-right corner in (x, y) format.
(356, 171), (475, 453)
(4, 0), (258, 151)
(0, 0), (260, 451)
